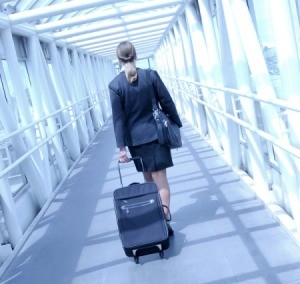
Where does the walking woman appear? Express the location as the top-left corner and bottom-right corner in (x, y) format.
(109, 41), (182, 235)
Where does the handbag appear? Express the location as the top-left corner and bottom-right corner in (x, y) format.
(152, 108), (182, 149)
(147, 71), (182, 149)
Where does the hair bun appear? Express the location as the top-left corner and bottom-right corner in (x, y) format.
(129, 55), (135, 61)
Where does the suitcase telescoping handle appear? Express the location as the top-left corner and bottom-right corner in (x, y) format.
(118, 156), (146, 187)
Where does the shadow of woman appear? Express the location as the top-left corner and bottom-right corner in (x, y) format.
(169, 189), (221, 250)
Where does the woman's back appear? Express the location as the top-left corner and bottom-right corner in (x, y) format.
(109, 68), (158, 147)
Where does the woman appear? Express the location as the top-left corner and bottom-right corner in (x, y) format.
(109, 41), (182, 235)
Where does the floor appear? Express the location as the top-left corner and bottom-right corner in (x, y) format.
(1, 119), (300, 284)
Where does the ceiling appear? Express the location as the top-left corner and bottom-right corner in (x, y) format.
(0, 0), (187, 61)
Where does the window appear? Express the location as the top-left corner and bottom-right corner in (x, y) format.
(136, 57), (151, 69)
(0, 143), (27, 195)
(1, 60), (33, 124)
(0, 39), (32, 194)
(0, 63), (28, 194)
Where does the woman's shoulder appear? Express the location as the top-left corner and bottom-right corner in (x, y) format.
(109, 72), (125, 89)
(137, 68), (159, 80)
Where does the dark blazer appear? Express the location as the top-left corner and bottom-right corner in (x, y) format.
(109, 68), (182, 148)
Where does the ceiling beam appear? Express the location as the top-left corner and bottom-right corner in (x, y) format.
(9, 0), (127, 25)
(54, 8), (176, 40)
(66, 17), (171, 44)
(36, 0), (182, 33)
(0, 0), (15, 3)
(90, 38), (160, 54)
(16, 0), (47, 11)
(79, 30), (163, 50)
(74, 24), (168, 47)
(83, 37), (161, 52)
(86, 37), (161, 53)
(97, 47), (156, 58)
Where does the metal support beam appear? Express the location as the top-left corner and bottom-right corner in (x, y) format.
(54, 8), (176, 40)
(9, 0), (127, 25)
(75, 25), (167, 48)
(36, 0), (182, 33)
(67, 17), (171, 45)
(83, 32), (163, 51)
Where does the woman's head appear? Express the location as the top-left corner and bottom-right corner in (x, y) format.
(116, 41), (137, 83)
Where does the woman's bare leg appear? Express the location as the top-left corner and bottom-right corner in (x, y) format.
(151, 169), (170, 216)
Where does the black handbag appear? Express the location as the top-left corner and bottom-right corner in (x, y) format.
(152, 108), (182, 149)
(147, 71), (182, 149)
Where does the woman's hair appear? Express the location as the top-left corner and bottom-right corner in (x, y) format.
(116, 41), (137, 83)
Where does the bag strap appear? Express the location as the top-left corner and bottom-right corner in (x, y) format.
(146, 69), (159, 111)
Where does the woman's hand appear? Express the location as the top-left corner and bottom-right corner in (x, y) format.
(119, 147), (131, 163)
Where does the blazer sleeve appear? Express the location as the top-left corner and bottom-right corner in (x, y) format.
(151, 71), (182, 127)
(109, 83), (126, 148)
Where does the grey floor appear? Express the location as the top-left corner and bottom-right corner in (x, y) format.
(1, 119), (300, 284)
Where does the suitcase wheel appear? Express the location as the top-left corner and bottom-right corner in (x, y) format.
(133, 245), (164, 264)
(124, 248), (134, 257)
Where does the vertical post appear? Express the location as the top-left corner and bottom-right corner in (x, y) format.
(199, 0), (241, 166)
(163, 37), (181, 108)
(184, 4), (208, 136)
(215, 0), (240, 168)
(71, 49), (94, 140)
(27, 36), (68, 178)
(185, 4), (219, 145)
(60, 46), (89, 150)
(91, 57), (106, 122)
(178, 14), (205, 132)
(78, 52), (101, 131)
(173, 23), (192, 122)
(100, 59), (113, 117)
(219, 0), (269, 193)
(269, 1), (300, 148)
(48, 42), (81, 160)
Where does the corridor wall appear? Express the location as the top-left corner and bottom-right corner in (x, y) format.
(0, 20), (115, 262)
(155, 0), (300, 244)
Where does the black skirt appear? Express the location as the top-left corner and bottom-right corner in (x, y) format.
(128, 140), (173, 172)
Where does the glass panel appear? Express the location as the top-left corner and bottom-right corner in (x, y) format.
(1, 60), (21, 126)
(249, 0), (287, 200)
(0, 144), (27, 195)
(0, 60), (32, 194)
(250, 0), (283, 98)
(1, 60), (34, 124)
(136, 58), (151, 69)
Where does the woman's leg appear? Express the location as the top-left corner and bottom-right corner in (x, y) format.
(151, 169), (174, 235)
(151, 169), (170, 216)
(145, 172), (154, 182)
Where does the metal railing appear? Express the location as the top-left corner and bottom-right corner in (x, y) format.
(162, 75), (300, 159)
(0, 91), (110, 180)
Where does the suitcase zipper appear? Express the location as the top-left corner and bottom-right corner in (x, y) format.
(121, 199), (155, 213)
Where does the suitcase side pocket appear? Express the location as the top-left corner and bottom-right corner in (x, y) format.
(121, 199), (155, 214)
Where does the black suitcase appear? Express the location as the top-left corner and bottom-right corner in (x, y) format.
(113, 157), (170, 263)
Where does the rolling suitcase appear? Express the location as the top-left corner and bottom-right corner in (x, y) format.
(113, 157), (170, 263)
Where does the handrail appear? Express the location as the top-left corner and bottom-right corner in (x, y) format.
(165, 79), (300, 159)
(162, 75), (300, 113)
(0, 92), (110, 179)
(0, 91), (107, 144)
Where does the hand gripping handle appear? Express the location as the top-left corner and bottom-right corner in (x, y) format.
(117, 156), (146, 187)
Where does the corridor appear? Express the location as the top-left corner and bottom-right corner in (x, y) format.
(1, 119), (300, 284)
